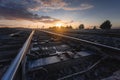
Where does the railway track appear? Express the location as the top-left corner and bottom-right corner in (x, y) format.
(1, 29), (120, 80)
(48, 29), (120, 48)
(0, 28), (31, 78)
(52, 29), (120, 38)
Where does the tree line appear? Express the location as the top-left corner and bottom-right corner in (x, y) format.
(79, 20), (112, 29)
(49, 20), (112, 30)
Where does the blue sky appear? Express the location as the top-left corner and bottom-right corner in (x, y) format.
(0, 0), (120, 28)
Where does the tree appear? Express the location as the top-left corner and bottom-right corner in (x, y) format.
(100, 20), (112, 29)
(66, 25), (73, 29)
(79, 24), (84, 29)
(69, 25), (73, 29)
(93, 26), (97, 29)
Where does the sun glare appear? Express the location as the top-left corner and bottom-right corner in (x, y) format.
(55, 23), (62, 27)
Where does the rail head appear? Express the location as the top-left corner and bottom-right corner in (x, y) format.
(2, 30), (35, 80)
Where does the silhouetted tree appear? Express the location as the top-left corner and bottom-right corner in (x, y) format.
(69, 25), (73, 29)
(100, 20), (112, 29)
(79, 24), (84, 29)
(66, 25), (73, 29)
(93, 26), (97, 29)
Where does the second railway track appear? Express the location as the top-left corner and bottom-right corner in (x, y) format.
(1, 29), (120, 80)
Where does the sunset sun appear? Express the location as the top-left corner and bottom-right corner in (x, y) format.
(55, 23), (62, 27)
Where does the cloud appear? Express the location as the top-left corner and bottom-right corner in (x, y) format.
(0, 0), (61, 23)
(64, 20), (74, 24)
(29, 0), (93, 11)
(63, 4), (94, 11)
(0, 0), (93, 23)
(30, 0), (67, 11)
(0, 24), (13, 27)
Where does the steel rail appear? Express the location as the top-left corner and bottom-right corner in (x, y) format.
(41, 30), (120, 57)
(66, 32), (120, 38)
(2, 30), (35, 80)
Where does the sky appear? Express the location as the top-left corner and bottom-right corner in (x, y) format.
(0, 0), (120, 29)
